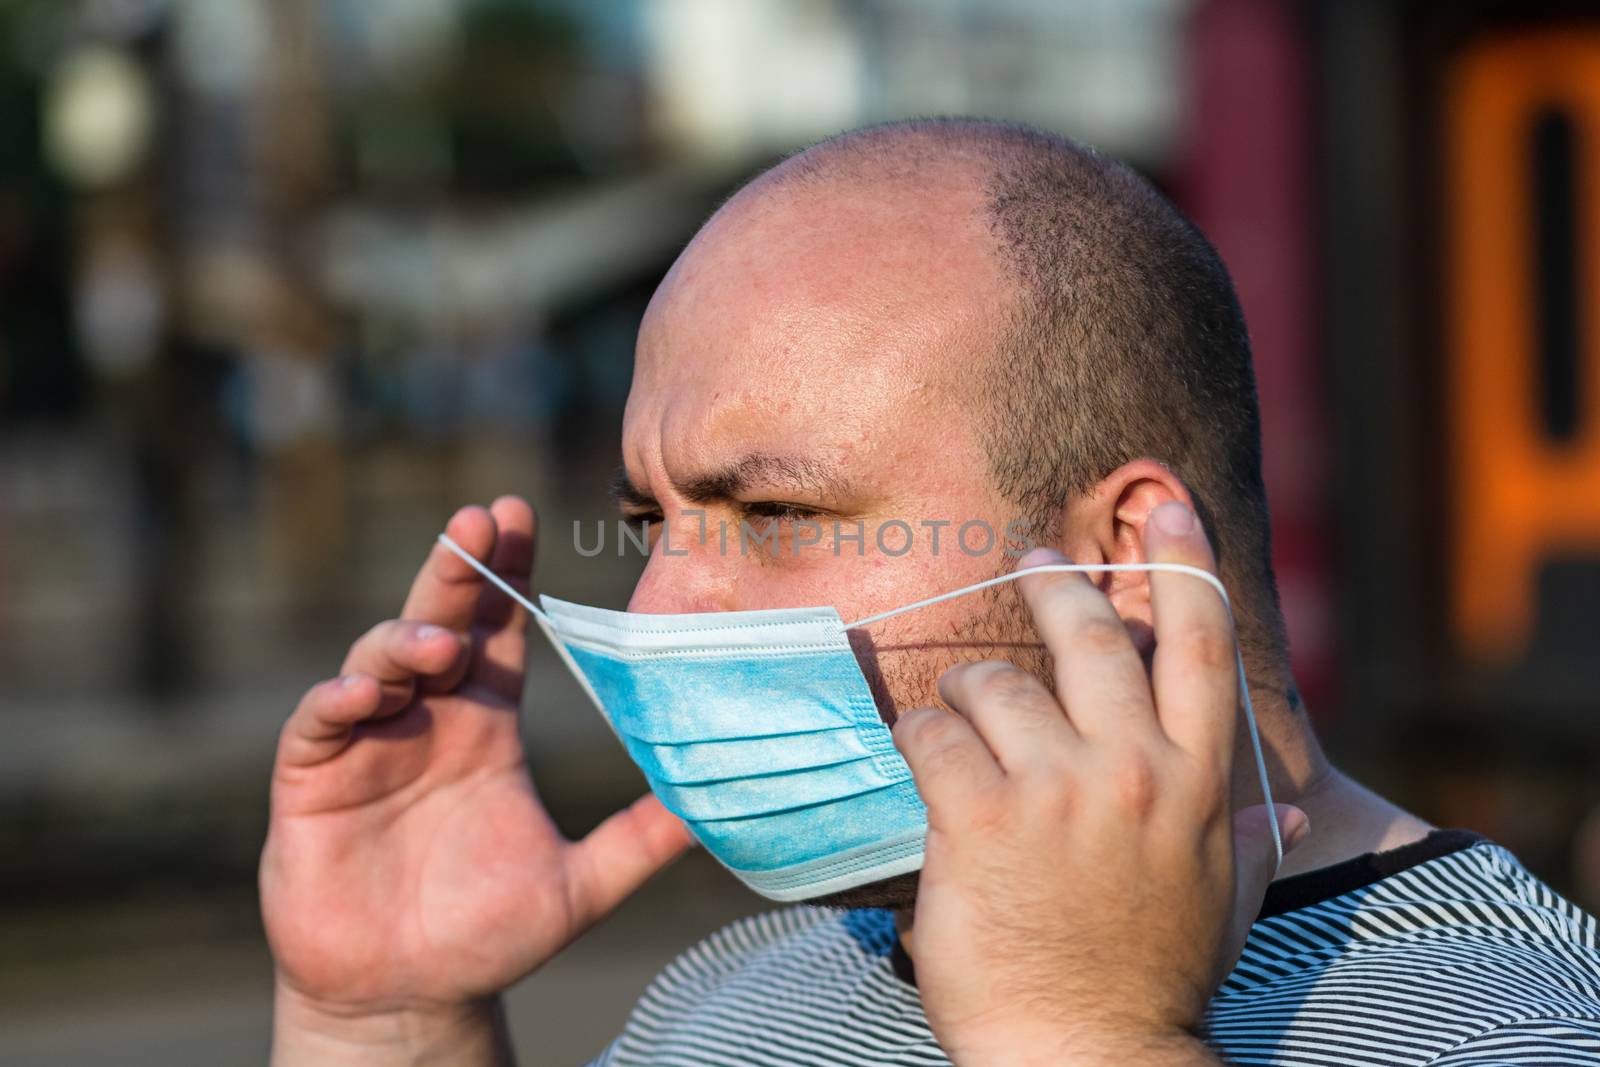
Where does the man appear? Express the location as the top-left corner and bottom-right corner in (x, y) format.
(261, 120), (1600, 1064)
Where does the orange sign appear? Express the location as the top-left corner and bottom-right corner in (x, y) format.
(1446, 29), (1600, 661)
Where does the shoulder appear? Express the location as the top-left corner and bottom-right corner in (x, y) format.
(1353, 840), (1598, 960)
(632, 905), (903, 1017)
(1430, 1015), (1600, 1064)
(1210, 841), (1600, 1065)
(651, 906), (861, 982)
(590, 906), (931, 1067)
(1229, 841), (1598, 975)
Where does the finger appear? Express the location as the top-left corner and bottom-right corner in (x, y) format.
(564, 793), (695, 928)
(341, 619), (469, 708)
(1144, 502), (1239, 765)
(465, 496), (537, 701)
(936, 660), (1076, 775)
(1014, 547), (1162, 743)
(279, 672), (384, 767)
(400, 504), (503, 629)
(1225, 804), (1308, 961)
(892, 706), (1005, 819)
(475, 495), (538, 634)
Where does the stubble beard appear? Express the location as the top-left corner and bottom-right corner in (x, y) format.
(806, 578), (1050, 912)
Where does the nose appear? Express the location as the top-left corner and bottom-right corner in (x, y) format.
(627, 550), (731, 615)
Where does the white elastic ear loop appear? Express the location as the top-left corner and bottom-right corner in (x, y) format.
(437, 534), (631, 749)
(844, 562), (1283, 872)
(436, 532), (549, 622)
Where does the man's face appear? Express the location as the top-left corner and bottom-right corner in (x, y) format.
(615, 172), (1048, 906)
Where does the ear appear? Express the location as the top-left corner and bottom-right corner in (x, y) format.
(1057, 458), (1198, 655)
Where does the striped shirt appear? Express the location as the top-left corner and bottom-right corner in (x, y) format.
(589, 831), (1600, 1065)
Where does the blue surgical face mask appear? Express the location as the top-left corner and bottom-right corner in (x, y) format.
(437, 534), (1279, 902)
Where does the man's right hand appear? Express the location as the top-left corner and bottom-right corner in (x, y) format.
(260, 496), (694, 1065)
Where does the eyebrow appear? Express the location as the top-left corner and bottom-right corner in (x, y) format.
(608, 454), (851, 511)
(609, 466), (657, 511)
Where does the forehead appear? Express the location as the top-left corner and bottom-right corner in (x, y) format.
(626, 172), (1008, 477)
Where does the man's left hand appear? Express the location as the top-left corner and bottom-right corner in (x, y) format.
(893, 501), (1309, 1066)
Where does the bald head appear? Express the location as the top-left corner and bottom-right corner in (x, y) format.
(629, 117), (1285, 690)
(636, 128), (1008, 408)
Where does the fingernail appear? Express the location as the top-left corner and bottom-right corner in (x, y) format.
(417, 624), (449, 642)
(1151, 501), (1194, 537)
(340, 674), (365, 689)
(1281, 807), (1310, 850)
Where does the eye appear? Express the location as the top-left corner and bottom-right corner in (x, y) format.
(740, 501), (825, 523)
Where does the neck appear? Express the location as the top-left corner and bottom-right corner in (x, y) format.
(1237, 674), (1432, 878)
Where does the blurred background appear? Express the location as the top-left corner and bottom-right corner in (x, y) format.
(1, 0), (1598, 1062)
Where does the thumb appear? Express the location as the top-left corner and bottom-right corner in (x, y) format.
(1224, 804), (1309, 963)
(566, 793), (696, 929)
(1236, 802), (1310, 886)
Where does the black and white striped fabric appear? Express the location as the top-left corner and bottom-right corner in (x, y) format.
(588, 831), (1600, 1065)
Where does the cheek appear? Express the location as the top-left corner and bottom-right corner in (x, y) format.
(629, 542), (898, 615)
(854, 592), (1046, 719)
